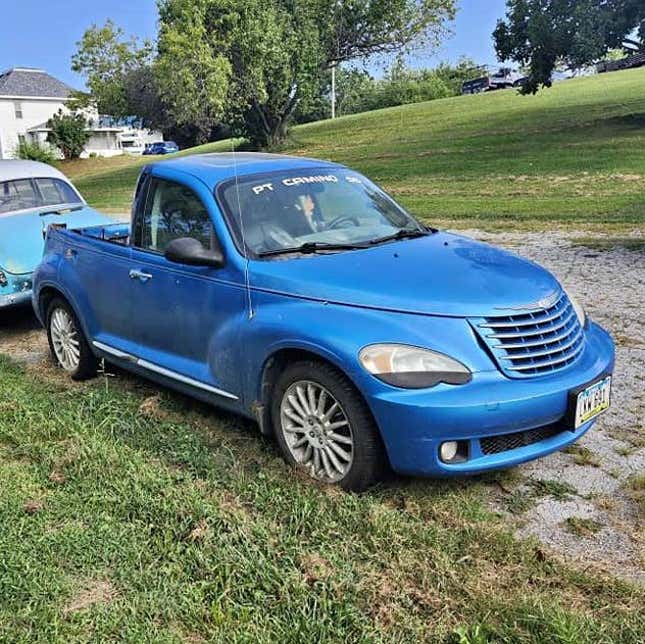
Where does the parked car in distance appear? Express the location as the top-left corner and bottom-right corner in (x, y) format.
(143, 141), (179, 156)
(0, 161), (114, 309)
(462, 67), (527, 94)
(120, 132), (147, 155)
(33, 153), (614, 491)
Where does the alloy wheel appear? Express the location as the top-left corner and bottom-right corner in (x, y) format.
(279, 380), (354, 482)
(50, 307), (81, 372)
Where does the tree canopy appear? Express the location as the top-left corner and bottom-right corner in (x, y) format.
(494, 0), (645, 94)
(73, 1), (456, 147)
(72, 21), (154, 118)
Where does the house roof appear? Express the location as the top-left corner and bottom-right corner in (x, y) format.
(0, 67), (74, 99)
(27, 122), (124, 133)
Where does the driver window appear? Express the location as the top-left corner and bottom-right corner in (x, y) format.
(137, 178), (214, 253)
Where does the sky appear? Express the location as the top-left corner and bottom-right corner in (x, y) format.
(0, 0), (509, 89)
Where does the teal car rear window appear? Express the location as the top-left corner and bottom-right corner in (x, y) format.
(0, 178), (82, 215)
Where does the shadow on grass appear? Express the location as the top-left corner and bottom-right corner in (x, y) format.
(0, 304), (41, 334)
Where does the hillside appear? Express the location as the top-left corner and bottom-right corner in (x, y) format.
(65, 68), (645, 231)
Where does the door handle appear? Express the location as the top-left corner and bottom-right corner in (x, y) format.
(129, 269), (153, 283)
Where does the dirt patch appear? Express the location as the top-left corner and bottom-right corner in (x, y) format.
(62, 578), (118, 615)
(0, 306), (48, 365)
(300, 552), (334, 586)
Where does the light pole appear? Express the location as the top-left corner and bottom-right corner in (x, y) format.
(331, 62), (337, 119)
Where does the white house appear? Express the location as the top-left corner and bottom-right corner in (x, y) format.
(0, 67), (160, 159)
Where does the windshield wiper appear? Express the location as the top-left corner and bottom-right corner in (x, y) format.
(39, 205), (84, 217)
(368, 228), (433, 246)
(257, 241), (369, 257)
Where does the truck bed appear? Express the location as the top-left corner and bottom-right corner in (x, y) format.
(73, 222), (131, 245)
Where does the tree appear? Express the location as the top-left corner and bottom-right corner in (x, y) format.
(46, 110), (91, 160)
(72, 20), (154, 118)
(72, 20), (227, 146)
(494, 0), (645, 94)
(157, 0), (456, 148)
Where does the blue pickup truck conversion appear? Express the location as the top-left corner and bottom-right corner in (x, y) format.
(32, 153), (614, 491)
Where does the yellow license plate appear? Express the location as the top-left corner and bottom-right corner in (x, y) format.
(574, 376), (611, 428)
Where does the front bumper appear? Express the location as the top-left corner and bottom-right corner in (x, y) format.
(0, 272), (33, 309)
(0, 290), (32, 309)
(365, 321), (615, 476)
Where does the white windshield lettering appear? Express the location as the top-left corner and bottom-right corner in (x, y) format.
(282, 175), (339, 187)
(252, 183), (274, 195)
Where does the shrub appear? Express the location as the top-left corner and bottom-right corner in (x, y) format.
(15, 140), (57, 165)
(46, 110), (90, 160)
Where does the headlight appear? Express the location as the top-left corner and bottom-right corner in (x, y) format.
(359, 344), (472, 389)
(0, 270), (7, 288)
(564, 289), (586, 327)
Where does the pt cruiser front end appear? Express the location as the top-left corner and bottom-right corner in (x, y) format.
(33, 153), (614, 491)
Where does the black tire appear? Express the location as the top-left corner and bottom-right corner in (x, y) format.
(46, 297), (97, 381)
(271, 360), (386, 492)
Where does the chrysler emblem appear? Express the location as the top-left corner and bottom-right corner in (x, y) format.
(495, 290), (560, 311)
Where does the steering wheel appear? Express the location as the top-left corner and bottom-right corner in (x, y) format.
(262, 224), (296, 250)
(326, 215), (361, 230)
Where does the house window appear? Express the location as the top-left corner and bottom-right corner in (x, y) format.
(14, 102), (23, 119)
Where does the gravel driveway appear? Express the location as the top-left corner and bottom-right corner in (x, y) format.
(1, 230), (643, 582)
(469, 230), (644, 583)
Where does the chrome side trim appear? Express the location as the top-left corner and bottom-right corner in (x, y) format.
(137, 359), (239, 400)
(93, 341), (137, 362)
(92, 341), (238, 400)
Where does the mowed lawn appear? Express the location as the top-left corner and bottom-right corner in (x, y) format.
(1, 356), (643, 643)
(64, 67), (645, 231)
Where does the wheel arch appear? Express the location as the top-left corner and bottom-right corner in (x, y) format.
(38, 285), (91, 347)
(37, 285), (68, 323)
(256, 345), (379, 441)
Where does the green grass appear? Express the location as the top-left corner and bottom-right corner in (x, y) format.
(571, 236), (645, 251)
(1, 357), (644, 642)
(624, 473), (645, 519)
(63, 68), (645, 231)
(564, 517), (603, 538)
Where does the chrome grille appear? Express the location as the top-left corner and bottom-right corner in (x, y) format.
(471, 292), (585, 378)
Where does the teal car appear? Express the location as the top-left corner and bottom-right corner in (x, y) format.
(0, 161), (114, 309)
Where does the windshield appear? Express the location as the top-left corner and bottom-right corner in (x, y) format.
(0, 177), (83, 215)
(218, 168), (426, 256)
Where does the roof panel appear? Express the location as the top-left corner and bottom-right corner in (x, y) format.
(0, 68), (74, 98)
(157, 153), (341, 187)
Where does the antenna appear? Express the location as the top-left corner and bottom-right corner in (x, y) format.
(231, 138), (254, 319)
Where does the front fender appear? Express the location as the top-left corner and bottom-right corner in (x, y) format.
(240, 290), (496, 409)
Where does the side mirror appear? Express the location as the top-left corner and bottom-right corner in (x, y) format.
(164, 237), (225, 268)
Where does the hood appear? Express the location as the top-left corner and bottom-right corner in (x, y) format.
(249, 232), (562, 317)
(0, 206), (116, 275)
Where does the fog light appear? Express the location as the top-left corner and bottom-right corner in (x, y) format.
(440, 441), (459, 462)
